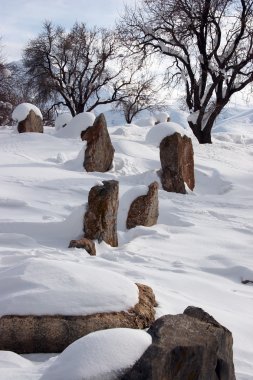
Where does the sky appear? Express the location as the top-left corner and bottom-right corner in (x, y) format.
(0, 0), (136, 61)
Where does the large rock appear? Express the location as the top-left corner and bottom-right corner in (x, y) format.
(18, 109), (43, 133)
(160, 132), (194, 194)
(0, 283), (156, 353)
(122, 306), (235, 380)
(68, 238), (96, 255)
(127, 182), (159, 229)
(83, 180), (119, 247)
(81, 113), (114, 172)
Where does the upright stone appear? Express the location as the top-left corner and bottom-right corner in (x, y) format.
(160, 132), (194, 194)
(126, 182), (159, 229)
(122, 307), (235, 380)
(81, 113), (114, 172)
(83, 180), (119, 247)
(18, 110), (43, 133)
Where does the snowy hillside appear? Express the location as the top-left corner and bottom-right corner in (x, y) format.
(0, 105), (252, 379)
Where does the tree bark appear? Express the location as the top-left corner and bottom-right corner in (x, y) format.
(188, 121), (212, 144)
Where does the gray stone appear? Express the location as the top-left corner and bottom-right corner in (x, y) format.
(122, 307), (235, 380)
(0, 283), (156, 353)
(83, 180), (119, 247)
(127, 182), (159, 229)
(68, 238), (96, 255)
(160, 132), (194, 193)
(18, 110), (43, 133)
(81, 113), (114, 172)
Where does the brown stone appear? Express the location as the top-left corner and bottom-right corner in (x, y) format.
(18, 110), (43, 133)
(126, 182), (159, 229)
(0, 283), (156, 353)
(122, 307), (235, 380)
(81, 113), (114, 172)
(83, 180), (119, 247)
(160, 132), (194, 194)
(68, 238), (96, 255)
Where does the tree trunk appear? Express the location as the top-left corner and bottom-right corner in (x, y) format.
(194, 128), (212, 144)
(188, 121), (212, 144)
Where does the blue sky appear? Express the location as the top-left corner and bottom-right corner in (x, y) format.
(0, 0), (136, 60)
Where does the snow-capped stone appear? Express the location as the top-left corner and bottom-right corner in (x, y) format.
(12, 103), (42, 122)
(56, 112), (95, 138)
(146, 121), (188, 146)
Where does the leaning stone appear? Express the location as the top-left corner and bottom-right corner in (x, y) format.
(160, 132), (194, 194)
(83, 180), (119, 247)
(68, 238), (96, 256)
(122, 307), (235, 380)
(18, 110), (43, 133)
(126, 182), (159, 229)
(81, 113), (114, 172)
(0, 283), (156, 353)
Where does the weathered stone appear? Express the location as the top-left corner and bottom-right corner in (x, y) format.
(0, 283), (156, 353)
(68, 238), (96, 255)
(126, 182), (159, 229)
(83, 180), (119, 247)
(18, 110), (43, 133)
(160, 132), (194, 194)
(122, 307), (235, 380)
(81, 113), (114, 172)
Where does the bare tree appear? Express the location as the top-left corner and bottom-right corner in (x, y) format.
(23, 22), (135, 116)
(115, 69), (165, 123)
(119, 0), (253, 143)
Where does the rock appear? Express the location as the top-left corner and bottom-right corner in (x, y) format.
(126, 182), (159, 229)
(160, 132), (194, 194)
(122, 307), (235, 380)
(68, 238), (96, 255)
(81, 113), (114, 172)
(0, 283), (156, 353)
(18, 110), (43, 133)
(83, 180), (119, 247)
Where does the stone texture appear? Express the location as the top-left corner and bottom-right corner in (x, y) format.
(18, 110), (43, 133)
(81, 113), (114, 172)
(122, 306), (235, 380)
(83, 180), (119, 247)
(68, 238), (96, 255)
(160, 132), (194, 194)
(0, 283), (156, 354)
(126, 182), (159, 229)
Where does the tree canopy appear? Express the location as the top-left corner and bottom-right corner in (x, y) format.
(23, 22), (135, 116)
(119, 0), (253, 143)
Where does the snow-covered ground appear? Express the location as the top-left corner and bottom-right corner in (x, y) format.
(0, 105), (252, 379)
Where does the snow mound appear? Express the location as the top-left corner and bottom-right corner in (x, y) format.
(64, 145), (86, 171)
(41, 328), (152, 380)
(54, 113), (73, 131)
(145, 121), (188, 146)
(0, 351), (33, 369)
(135, 116), (157, 127)
(0, 258), (139, 316)
(12, 103), (42, 122)
(155, 111), (170, 123)
(56, 112), (95, 138)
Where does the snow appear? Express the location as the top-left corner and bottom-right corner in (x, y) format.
(145, 121), (188, 146)
(155, 111), (170, 123)
(0, 104), (253, 379)
(41, 329), (151, 380)
(12, 103), (43, 122)
(134, 116), (157, 126)
(0, 258), (139, 316)
(55, 112), (95, 138)
(54, 113), (72, 131)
